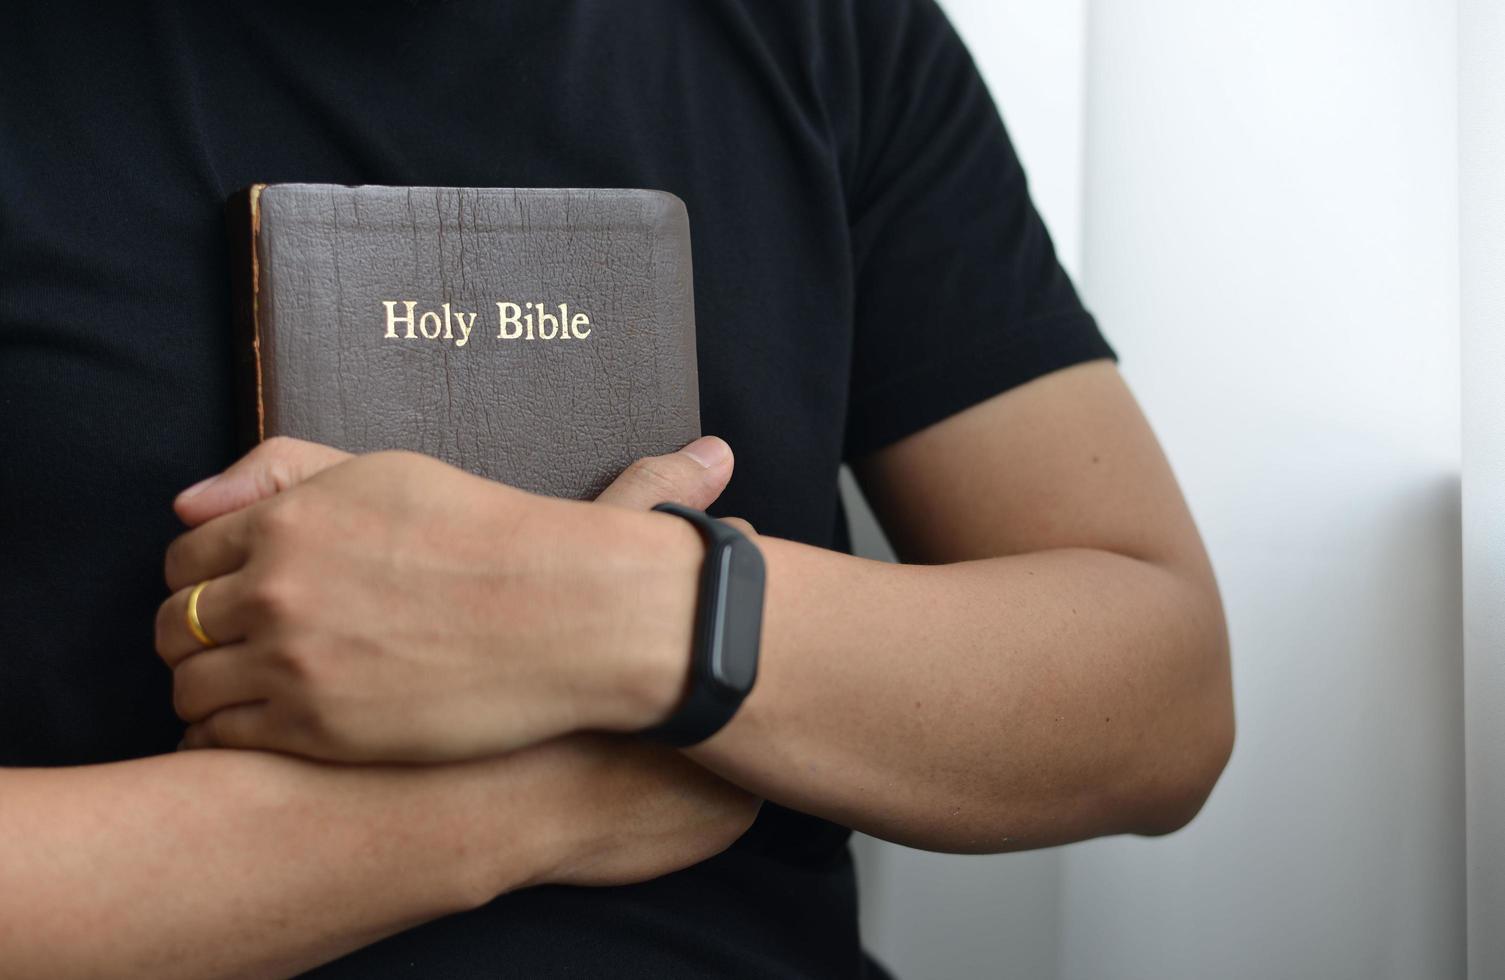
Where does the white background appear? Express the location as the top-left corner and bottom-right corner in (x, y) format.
(1460, 1), (1505, 976)
(848, 1), (1493, 977)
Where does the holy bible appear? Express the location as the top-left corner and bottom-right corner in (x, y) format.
(225, 183), (701, 500)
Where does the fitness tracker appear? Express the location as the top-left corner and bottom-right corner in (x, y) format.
(641, 503), (766, 746)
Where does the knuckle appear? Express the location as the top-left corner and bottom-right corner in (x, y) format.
(247, 437), (298, 490)
(257, 437), (350, 485)
(262, 456), (297, 496)
(246, 570), (299, 622)
(251, 496), (303, 540)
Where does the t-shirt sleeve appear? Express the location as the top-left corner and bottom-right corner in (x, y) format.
(842, 0), (1115, 460)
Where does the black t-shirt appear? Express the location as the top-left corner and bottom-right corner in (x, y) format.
(0, 1), (1112, 976)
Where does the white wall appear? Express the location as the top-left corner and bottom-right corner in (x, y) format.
(1062, 2), (1464, 978)
(941, 0), (1089, 281)
(854, 2), (1470, 978)
(1459, 2), (1505, 977)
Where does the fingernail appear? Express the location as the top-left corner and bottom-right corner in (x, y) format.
(683, 436), (731, 469)
(177, 474), (219, 501)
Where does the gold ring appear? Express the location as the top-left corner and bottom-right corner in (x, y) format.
(185, 580), (217, 648)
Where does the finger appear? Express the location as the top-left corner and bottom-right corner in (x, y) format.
(181, 702), (272, 751)
(595, 436), (734, 511)
(163, 508), (255, 593)
(719, 516), (757, 537)
(171, 643), (266, 722)
(155, 573), (254, 667)
(174, 436), (351, 527)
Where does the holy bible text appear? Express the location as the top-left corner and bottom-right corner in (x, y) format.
(381, 300), (593, 346)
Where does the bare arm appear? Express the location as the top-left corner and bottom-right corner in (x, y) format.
(683, 361), (1233, 851)
(156, 364), (1230, 856)
(1, 749), (521, 979)
(0, 445), (757, 980)
(0, 737), (753, 980)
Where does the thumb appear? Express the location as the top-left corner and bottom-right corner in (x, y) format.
(173, 436), (353, 527)
(595, 436), (734, 511)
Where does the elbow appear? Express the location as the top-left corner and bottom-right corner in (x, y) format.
(1133, 664), (1236, 838)
(1115, 580), (1236, 836)
(1132, 573), (1235, 837)
(1138, 708), (1234, 837)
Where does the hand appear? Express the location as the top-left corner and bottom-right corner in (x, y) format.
(155, 436), (746, 762)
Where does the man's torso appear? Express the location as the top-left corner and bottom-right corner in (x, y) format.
(0, 2), (876, 975)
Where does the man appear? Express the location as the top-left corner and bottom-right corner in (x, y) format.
(0, 0), (1234, 976)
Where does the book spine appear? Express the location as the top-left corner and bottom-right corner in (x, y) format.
(223, 184), (267, 451)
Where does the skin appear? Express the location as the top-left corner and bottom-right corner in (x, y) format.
(160, 358), (1232, 850)
(156, 447), (711, 762)
(0, 452), (759, 979)
(0, 358), (1233, 976)
(0, 738), (756, 979)
(696, 361), (1233, 849)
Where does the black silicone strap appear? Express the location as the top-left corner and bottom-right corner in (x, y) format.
(640, 503), (765, 747)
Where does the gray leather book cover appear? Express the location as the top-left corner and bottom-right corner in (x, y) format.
(226, 183), (701, 500)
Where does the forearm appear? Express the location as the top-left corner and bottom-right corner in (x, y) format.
(0, 749), (548, 979)
(685, 538), (1233, 853)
